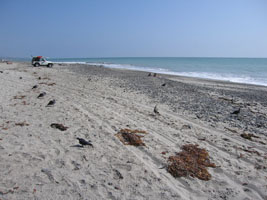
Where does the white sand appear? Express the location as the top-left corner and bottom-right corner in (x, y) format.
(0, 62), (266, 200)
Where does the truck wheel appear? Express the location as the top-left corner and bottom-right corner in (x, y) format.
(47, 63), (53, 68)
(34, 63), (40, 67)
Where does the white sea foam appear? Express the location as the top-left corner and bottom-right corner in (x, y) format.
(168, 72), (267, 86)
(54, 61), (267, 87)
(87, 62), (267, 86)
(53, 61), (88, 64)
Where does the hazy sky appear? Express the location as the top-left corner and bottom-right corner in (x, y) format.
(1, 0), (267, 58)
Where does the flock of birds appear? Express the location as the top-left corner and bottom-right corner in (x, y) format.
(32, 84), (92, 147)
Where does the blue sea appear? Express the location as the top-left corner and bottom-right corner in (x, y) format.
(9, 57), (267, 86)
(49, 57), (267, 86)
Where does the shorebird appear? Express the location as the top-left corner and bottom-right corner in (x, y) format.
(154, 105), (160, 115)
(46, 99), (56, 107)
(231, 108), (240, 115)
(76, 138), (93, 146)
(37, 92), (46, 98)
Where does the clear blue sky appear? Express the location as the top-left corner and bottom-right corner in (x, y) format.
(0, 0), (266, 58)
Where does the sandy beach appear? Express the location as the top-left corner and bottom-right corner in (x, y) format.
(0, 62), (266, 200)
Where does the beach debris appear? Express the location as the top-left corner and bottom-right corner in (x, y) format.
(115, 129), (148, 146)
(15, 122), (29, 127)
(19, 77), (22, 79)
(39, 82), (56, 86)
(240, 133), (259, 141)
(72, 160), (81, 170)
(0, 71), (3, 73)
(114, 169), (124, 179)
(161, 83), (166, 86)
(6, 61), (12, 64)
(222, 138), (230, 142)
(154, 105), (160, 115)
(38, 77), (42, 80)
(22, 100), (29, 105)
(0, 186), (19, 195)
(46, 99), (56, 107)
(181, 124), (191, 130)
(32, 85), (38, 89)
(161, 151), (168, 155)
(231, 108), (240, 115)
(13, 95), (26, 99)
(41, 168), (55, 182)
(167, 144), (216, 181)
(76, 137), (93, 147)
(37, 92), (46, 98)
(148, 73), (152, 76)
(153, 73), (157, 77)
(224, 127), (238, 133)
(218, 96), (234, 103)
(240, 147), (261, 156)
(50, 123), (68, 131)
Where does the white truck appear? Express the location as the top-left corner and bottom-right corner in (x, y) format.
(31, 56), (53, 67)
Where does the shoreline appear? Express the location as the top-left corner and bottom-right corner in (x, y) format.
(0, 62), (266, 199)
(65, 62), (267, 87)
(4, 59), (267, 87)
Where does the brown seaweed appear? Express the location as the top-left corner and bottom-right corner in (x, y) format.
(167, 144), (216, 181)
(115, 129), (148, 146)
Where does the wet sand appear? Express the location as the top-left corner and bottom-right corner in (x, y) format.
(0, 62), (266, 200)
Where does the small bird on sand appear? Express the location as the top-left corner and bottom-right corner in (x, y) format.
(32, 85), (38, 89)
(161, 83), (166, 86)
(46, 99), (56, 107)
(37, 92), (46, 98)
(154, 105), (160, 115)
(76, 138), (93, 146)
(231, 108), (240, 115)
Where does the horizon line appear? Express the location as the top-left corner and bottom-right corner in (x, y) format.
(1, 56), (267, 59)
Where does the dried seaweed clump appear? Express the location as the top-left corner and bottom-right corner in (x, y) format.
(167, 144), (216, 181)
(13, 95), (26, 99)
(15, 122), (29, 127)
(115, 129), (148, 146)
(240, 133), (259, 141)
(50, 123), (68, 131)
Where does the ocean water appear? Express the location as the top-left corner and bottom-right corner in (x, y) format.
(6, 57), (266, 86)
(50, 57), (267, 86)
